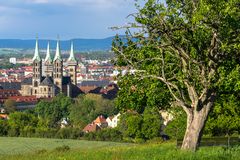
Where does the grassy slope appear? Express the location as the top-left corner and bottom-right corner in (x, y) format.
(0, 137), (239, 160)
(0, 137), (131, 155)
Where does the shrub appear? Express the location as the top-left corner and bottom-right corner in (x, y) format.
(54, 145), (70, 152)
(56, 128), (84, 139)
(0, 120), (9, 136)
(83, 128), (123, 142)
(20, 126), (36, 137)
(35, 128), (58, 138)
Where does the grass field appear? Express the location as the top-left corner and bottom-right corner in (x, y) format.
(0, 137), (131, 155)
(0, 137), (240, 160)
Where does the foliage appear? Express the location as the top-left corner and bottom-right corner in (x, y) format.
(118, 109), (163, 140)
(35, 94), (72, 128)
(54, 145), (70, 152)
(83, 128), (123, 142)
(142, 107), (162, 139)
(205, 95), (240, 136)
(69, 94), (117, 128)
(164, 109), (187, 139)
(204, 65), (240, 136)
(116, 75), (171, 113)
(8, 112), (38, 136)
(0, 120), (9, 136)
(112, 0), (240, 150)
(56, 128), (84, 139)
(3, 99), (16, 113)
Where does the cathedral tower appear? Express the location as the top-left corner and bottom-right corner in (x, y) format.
(44, 42), (53, 77)
(53, 40), (63, 91)
(67, 42), (77, 85)
(32, 37), (42, 95)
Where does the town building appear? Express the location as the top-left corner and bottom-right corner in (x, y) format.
(20, 38), (79, 98)
(106, 113), (121, 128)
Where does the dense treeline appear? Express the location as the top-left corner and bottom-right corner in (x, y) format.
(1, 90), (239, 142)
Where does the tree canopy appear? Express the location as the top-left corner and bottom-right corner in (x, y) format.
(113, 0), (239, 151)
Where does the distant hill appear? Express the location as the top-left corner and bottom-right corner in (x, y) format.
(0, 37), (116, 51)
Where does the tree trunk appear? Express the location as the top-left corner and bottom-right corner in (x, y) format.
(181, 99), (215, 151)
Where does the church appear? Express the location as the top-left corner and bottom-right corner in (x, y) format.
(21, 39), (79, 98)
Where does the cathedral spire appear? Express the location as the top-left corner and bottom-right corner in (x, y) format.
(32, 36), (41, 62)
(67, 41), (77, 62)
(53, 38), (62, 61)
(45, 41), (52, 62)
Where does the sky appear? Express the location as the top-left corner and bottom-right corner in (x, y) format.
(0, 0), (137, 39)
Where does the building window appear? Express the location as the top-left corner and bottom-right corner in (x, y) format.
(49, 88), (51, 91)
(44, 88), (46, 92)
(70, 68), (73, 72)
(34, 81), (38, 87)
(35, 90), (37, 94)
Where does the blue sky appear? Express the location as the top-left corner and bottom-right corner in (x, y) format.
(0, 0), (137, 39)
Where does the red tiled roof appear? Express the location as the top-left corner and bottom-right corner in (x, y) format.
(83, 123), (101, 133)
(94, 115), (107, 124)
(9, 96), (37, 103)
(0, 114), (8, 119)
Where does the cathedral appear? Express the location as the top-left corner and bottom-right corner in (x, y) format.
(21, 39), (79, 98)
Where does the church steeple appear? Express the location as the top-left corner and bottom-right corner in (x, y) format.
(32, 36), (42, 96)
(53, 39), (62, 61)
(44, 42), (52, 62)
(53, 37), (63, 92)
(67, 42), (77, 62)
(32, 37), (41, 62)
(67, 41), (77, 85)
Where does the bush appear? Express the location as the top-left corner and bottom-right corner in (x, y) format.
(54, 145), (70, 152)
(35, 149), (47, 154)
(84, 132), (96, 140)
(83, 128), (123, 142)
(8, 127), (20, 137)
(56, 128), (84, 139)
(164, 109), (186, 139)
(0, 120), (9, 136)
(20, 126), (36, 137)
(35, 128), (58, 138)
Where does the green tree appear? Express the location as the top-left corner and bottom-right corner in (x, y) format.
(112, 0), (239, 151)
(8, 112), (38, 136)
(69, 94), (117, 128)
(35, 94), (72, 128)
(4, 99), (16, 113)
(142, 107), (162, 139)
(164, 109), (187, 139)
(0, 120), (9, 136)
(205, 95), (240, 136)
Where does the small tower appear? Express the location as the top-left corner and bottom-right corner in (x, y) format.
(53, 39), (63, 91)
(67, 42), (78, 85)
(44, 42), (53, 77)
(32, 37), (42, 95)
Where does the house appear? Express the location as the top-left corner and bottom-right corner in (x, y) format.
(60, 118), (68, 128)
(106, 113), (121, 128)
(0, 114), (8, 120)
(83, 123), (101, 133)
(0, 108), (5, 114)
(93, 115), (108, 128)
(82, 115), (108, 133)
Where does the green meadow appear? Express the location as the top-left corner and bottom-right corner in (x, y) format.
(0, 137), (240, 160)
